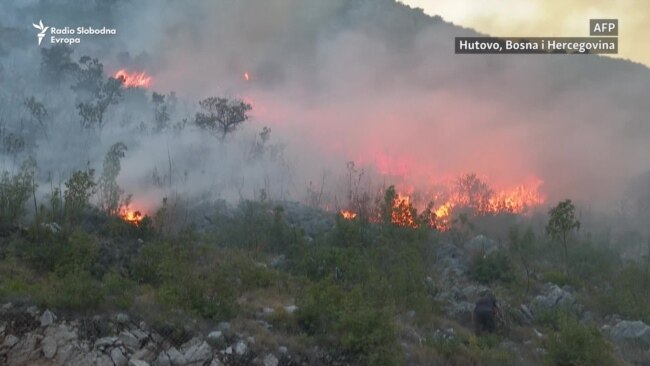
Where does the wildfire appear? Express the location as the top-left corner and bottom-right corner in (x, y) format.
(114, 69), (152, 88)
(391, 194), (418, 228)
(339, 175), (545, 231)
(340, 210), (357, 219)
(120, 207), (143, 225)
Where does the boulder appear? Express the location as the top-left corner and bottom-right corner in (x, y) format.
(95, 336), (118, 350)
(115, 313), (131, 324)
(129, 360), (151, 366)
(40, 309), (57, 327)
(42, 335), (58, 358)
(436, 241), (468, 280)
(166, 346), (187, 366)
(153, 351), (171, 366)
(263, 353), (279, 366)
(530, 284), (580, 314)
(120, 331), (141, 351)
(608, 320), (650, 348)
(97, 354), (115, 366)
(235, 340), (247, 355)
(6, 332), (41, 364)
(207, 331), (224, 348)
(111, 347), (129, 366)
(2, 334), (19, 348)
(465, 235), (500, 256)
(284, 305), (298, 314)
(132, 342), (157, 362)
(184, 341), (211, 364)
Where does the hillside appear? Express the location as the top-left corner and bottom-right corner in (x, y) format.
(1, 1), (650, 365)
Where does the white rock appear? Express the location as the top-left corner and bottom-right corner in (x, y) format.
(129, 359), (150, 366)
(97, 354), (115, 366)
(2, 334), (18, 348)
(166, 347), (187, 366)
(115, 313), (130, 324)
(263, 353), (279, 366)
(120, 331), (141, 351)
(284, 305), (298, 314)
(154, 351), (171, 366)
(40, 309), (57, 326)
(609, 320), (650, 347)
(42, 335), (58, 358)
(95, 336), (118, 349)
(235, 341), (247, 355)
(207, 331), (224, 347)
(111, 347), (128, 366)
(131, 329), (149, 342)
(184, 341), (211, 363)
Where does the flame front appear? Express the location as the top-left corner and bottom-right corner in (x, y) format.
(114, 69), (152, 88)
(339, 175), (544, 231)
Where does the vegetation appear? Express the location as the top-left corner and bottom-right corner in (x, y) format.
(0, 44), (638, 366)
(194, 97), (252, 139)
(546, 199), (581, 274)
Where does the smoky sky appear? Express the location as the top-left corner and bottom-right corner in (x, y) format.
(2, 0), (650, 212)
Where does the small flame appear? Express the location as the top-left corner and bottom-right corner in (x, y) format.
(120, 207), (143, 225)
(340, 209), (357, 219)
(243, 72), (250, 81)
(114, 69), (152, 88)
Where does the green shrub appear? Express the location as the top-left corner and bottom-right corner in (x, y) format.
(596, 264), (650, 323)
(533, 306), (579, 330)
(545, 319), (617, 366)
(469, 251), (515, 284)
(0, 161), (35, 224)
(297, 281), (402, 365)
(542, 270), (573, 288)
(13, 229), (98, 276)
(45, 270), (104, 310)
(267, 307), (300, 333)
(103, 269), (136, 309)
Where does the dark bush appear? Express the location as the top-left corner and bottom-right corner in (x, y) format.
(469, 251), (515, 284)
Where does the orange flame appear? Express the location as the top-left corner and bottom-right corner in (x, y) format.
(391, 194), (418, 228)
(340, 209), (357, 219)
(120, 207), (143, 225)
(338, 175), (544, 231)
(114, 69), (152, 88)
(243, 72), (250, 81)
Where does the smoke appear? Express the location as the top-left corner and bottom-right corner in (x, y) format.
(2, 0), (650, 215)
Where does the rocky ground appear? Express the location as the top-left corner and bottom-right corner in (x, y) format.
(0, 302), (351, 366)
(3, 229), (650, 365)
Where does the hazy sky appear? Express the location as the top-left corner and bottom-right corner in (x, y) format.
(400, 0), (650, 67)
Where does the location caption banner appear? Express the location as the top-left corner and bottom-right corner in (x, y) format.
(455, 37), (618, 55)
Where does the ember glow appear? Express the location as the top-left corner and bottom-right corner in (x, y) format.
(114, 69), (152, 88)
